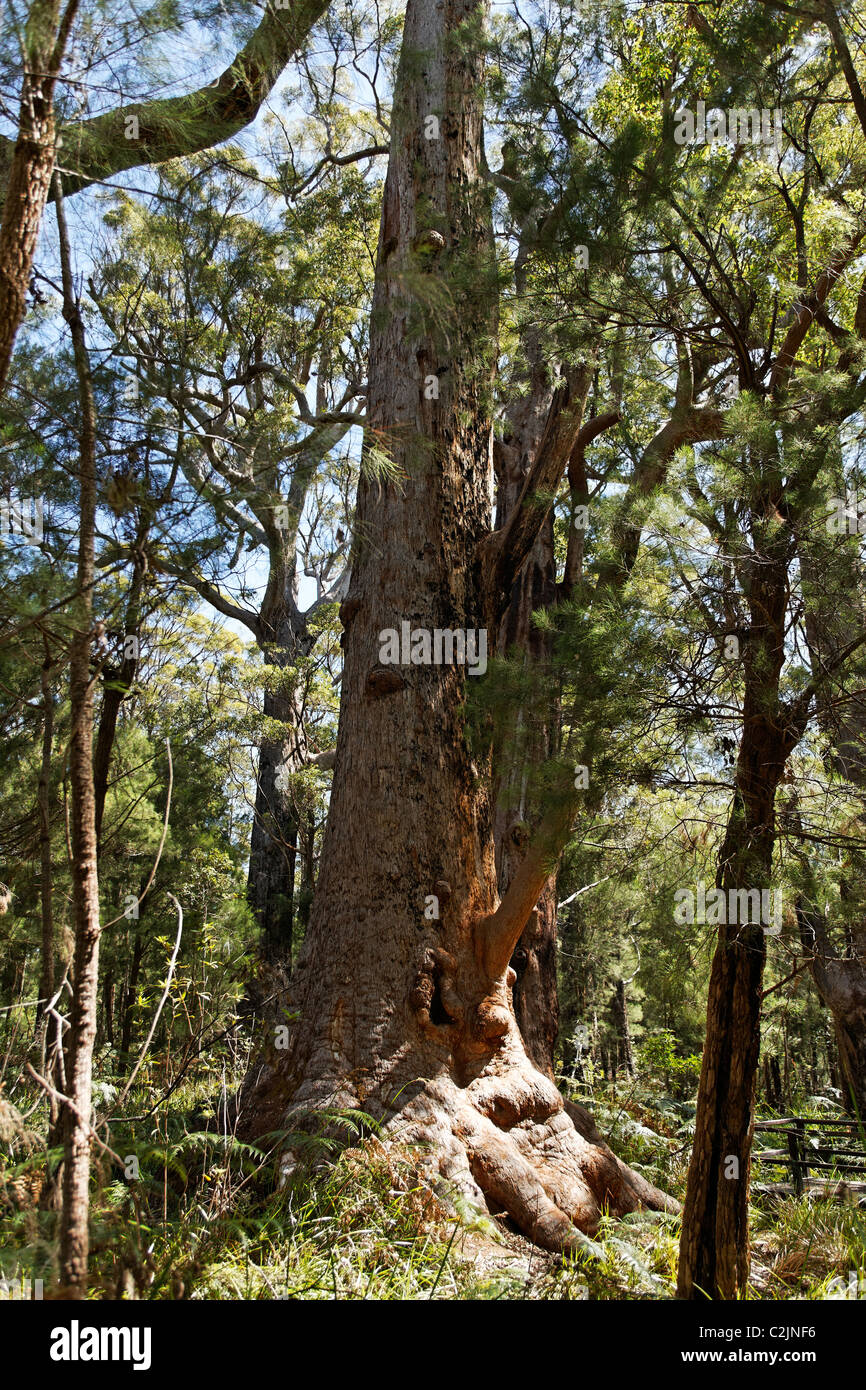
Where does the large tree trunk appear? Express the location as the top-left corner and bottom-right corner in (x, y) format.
(240, 0), (673, 1245)
(55, 175), (101, 1299)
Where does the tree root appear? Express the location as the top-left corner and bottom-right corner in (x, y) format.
(384, 1067), (679, 1252)
(238, 1008), (678, 1255)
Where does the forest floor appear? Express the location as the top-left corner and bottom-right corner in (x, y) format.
(1, 1069), (864, 1299)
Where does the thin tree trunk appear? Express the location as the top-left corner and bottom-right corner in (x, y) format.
(763, 1053), (782, 1108)
(678, 505), (796, 1299)
(245, 579), (316, 964)
(246, 683), (300, 962)
(93, 549), (145, 844)
(102, 970), (114, 1048)
(120, 932), (144, 1055)
(36, 642), (55, 1029)
(610, 979), (634, 1078)
(55, 173), (100, 1299)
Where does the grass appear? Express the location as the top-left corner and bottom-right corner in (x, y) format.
(2, 1062), (865, 1300)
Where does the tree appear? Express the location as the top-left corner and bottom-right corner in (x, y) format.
(91, 153), (375, 960)
(0, 0), (80, 390)
(240, 0), (673, 1244)
(797, 458), (866, 1118)
(0, 0), (332, 391)
(53, 173), (100, 1297)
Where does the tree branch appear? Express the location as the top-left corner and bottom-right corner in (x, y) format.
(821, 0), (866, 140)
(770, 232), (865, 395)
(113, 892), (183, 1112)
(480, 365), (592, 622)
(35, 0), (333, 197)
(479, 802), (574, 981)
(154, 560), (262, 638)
(595, 405), (729, 589)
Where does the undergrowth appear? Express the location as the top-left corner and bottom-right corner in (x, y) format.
(2, 1059), (864, 1300)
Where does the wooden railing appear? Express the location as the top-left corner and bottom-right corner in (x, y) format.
(753, 1117), (866, 1196)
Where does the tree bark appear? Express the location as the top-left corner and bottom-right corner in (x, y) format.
(101, 970), (114, 1049)
(0, 0), (77, 390)
(31, 0), (332, 197)
(799, 893), (866, 1117)
(55, 174), (101, 1299)
(247, 700), (299, 961)
(92, 547), (145, 844)
(492, 403), (567, 1075)
(508, 880), (559, 1073)
(763, 1053), (782, 1108)
(120, 931), (144, 1056)
(36, 642), (55, 1029)
(678, 907), (766, 1300)
(610, 979), (635, 1079)
(239, 0), (674, 1246)
(678, 498), (797, 1300)
(799, 537), (866, 1116)
(246, 611), (313, 963)
(489, 307), (595, 1076)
